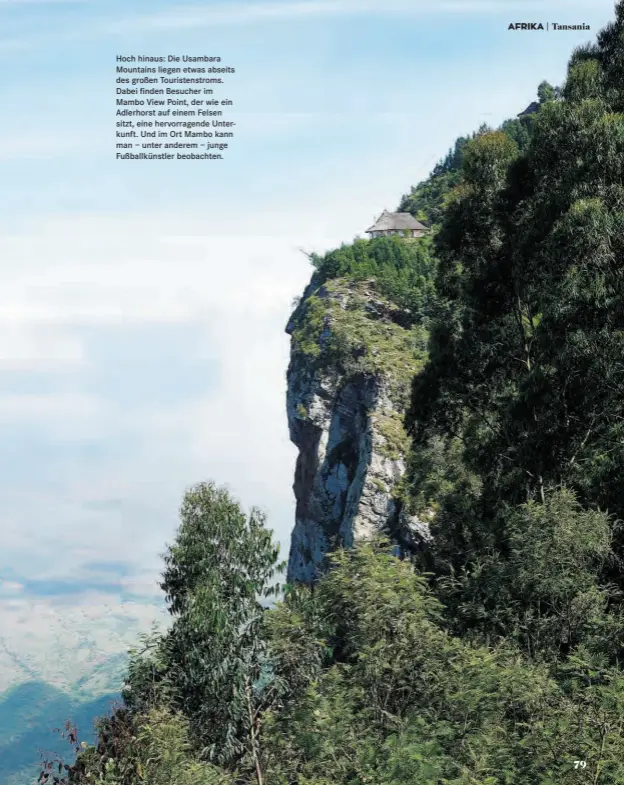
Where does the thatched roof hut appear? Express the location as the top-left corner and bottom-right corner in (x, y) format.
(365, 210), (428, 238)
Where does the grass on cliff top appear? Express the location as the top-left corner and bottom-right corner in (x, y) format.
(291, 278), (428, 407)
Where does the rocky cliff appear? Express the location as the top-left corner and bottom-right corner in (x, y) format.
(285, 275), (432, 583)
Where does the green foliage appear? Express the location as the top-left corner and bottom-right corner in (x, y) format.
(428, 487), (623, 661)
(409, 8), (624, 536)
(406, 0), (624, 679)
(399, 113), (536, 228)
(49, 511), (624, 785)
(537, 79), (557, 103)
(309, 235), (438, 319)
(324, 280), (429, 405)
(499, 116), (532, 153)
(290, 294), (326, 359)
(398, 126), (492, 226)
(399, 167), (462, 226)
(62, 708), (233, 785)
(261, 542), (624, 784)
(121, 481), (285, 777)
(132, 708), (233, 785)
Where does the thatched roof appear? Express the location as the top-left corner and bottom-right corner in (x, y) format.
(365, 210), (428, 234)
(518, 101), (540, 117)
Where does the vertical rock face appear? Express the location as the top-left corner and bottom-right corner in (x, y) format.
(285, 277), (431, 583)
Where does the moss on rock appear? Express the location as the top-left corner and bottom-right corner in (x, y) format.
(376, 410), (411, 460)
(290, 277), (428, 408)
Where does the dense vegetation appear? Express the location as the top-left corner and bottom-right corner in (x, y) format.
(304, 234), (438, 319)
(34, 7), (624, 784)
(40, 489), (624, 785)
(406, 3), (624, 657)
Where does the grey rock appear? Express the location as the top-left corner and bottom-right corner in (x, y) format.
(285, 282), (430, 583)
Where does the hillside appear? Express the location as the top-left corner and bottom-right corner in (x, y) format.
(22, 4), (624, 783)
(0, 596), (168, 784)
(0, 682), (118, 785)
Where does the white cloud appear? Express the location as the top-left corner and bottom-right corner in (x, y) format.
(0, 322), (83, 370)
(0, 176), (417, 573)
(0, 391), (98, 423)
(0, 129), (108, 162)
(0, 207), (332, 584)
(0, 581), (23, 594)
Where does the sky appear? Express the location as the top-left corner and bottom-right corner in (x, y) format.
(0, 0), (618, 688)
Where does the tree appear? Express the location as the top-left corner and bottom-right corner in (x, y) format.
(127, 482), (285, 779)
(410, 28), (624, 526)
(308, 235), (438, 320)
(537, 79), (557, 103)
(260, 540), (624, 784)
(406, 0), (624, 674)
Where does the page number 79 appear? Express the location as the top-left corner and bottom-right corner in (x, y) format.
(574, 761), (587, 769)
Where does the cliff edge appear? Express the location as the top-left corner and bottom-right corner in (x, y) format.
(285, 274), (431, 583)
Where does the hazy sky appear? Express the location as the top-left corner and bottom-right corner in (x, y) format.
(0, 0), (617, 673)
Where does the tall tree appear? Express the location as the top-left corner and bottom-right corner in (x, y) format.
(127, 482), (284, 779)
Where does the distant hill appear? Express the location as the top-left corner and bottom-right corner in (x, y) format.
(0, 649), (130, 785)
(0, 588), (169, 782)
(0, 679), (119, 785)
